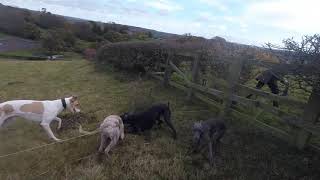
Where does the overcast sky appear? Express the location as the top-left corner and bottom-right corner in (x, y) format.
(1, 0), (319, 46)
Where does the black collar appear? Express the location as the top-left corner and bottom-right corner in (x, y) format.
(61, 98), (67, 109)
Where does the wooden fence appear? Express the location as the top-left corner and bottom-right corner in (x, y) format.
(149, 53), (320, 151)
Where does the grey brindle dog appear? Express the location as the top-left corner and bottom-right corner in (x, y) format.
(192, 118), (226, 166)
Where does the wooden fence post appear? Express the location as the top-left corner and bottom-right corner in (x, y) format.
(220, 57), (244, 118)
(187, 55), (200, 101)
(294, 89), (320, 149)
(163, 53), (172, 87)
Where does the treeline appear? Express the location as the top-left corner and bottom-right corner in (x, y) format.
(0, 4), (153, 53)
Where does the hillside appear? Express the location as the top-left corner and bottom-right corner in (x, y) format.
(0, 3), (178, 40)
(0, 58), (319, 179)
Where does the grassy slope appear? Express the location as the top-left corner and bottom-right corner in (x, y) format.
(0, 59), (319, 179)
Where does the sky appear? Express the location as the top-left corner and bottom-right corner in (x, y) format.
(1, 0), (319, 46)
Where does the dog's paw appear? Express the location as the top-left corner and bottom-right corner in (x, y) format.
(55, 138), (62, 142)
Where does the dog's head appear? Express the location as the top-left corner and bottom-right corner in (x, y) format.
(68, 95), (80, 113)
(120, 112), (131, 124)
(192, 122), (204, 152)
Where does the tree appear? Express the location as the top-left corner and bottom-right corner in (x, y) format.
(23, 22), (41, 40)
(266, 34), (320, 93)
(41, 30), (64, 54)
(90, 21), (103, 35)
(72, 22), (98, 41)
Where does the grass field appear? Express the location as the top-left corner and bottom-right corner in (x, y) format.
(0, 32), (8, 39)
(0, 58), (319, 179)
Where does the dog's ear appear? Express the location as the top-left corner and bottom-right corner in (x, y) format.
(193, 122), (203, 131)
(72, 95), (78, 100)
(70, 95), (78, 102)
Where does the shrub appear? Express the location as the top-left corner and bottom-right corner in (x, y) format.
(23, 23), (41, 40)
(41, 30), (64, 54)
(72, 22), (98, 42)
(83, 48), (97, 60)
(103, 30), (129, 42)
(96, 37), (263, 77)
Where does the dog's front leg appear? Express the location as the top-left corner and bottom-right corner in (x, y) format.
(208, 140), (214, 166)
(119, 120), (125, 140)
(54, 117), (62, 130)
(40, 123), (61, 141)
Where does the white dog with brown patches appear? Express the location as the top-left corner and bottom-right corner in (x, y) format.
(0, 96), (80, 141)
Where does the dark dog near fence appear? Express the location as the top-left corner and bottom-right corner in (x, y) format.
(192, 118), (226, 166)
(120, 103), (177, 139)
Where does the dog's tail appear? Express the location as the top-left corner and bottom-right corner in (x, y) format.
(78, 124), (100, 135)
(167, 101), (170, 108)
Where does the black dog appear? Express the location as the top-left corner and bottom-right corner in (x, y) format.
(192, 118), (226, 166)
(120, 103), (177, 139)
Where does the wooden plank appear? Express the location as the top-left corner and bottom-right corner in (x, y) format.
(149, 73), (221, 109)
(193, 93), (222, 110)
(309, 144), (320, 153)
(294, 90), (320, 149)
(163, 58), (172, 86)
(230, 94), (288, 118)
(238, 84), (305, 108)
(231, 109), (293, 143)
(169, 61), (191, 84)
(221, 58), (244, 118)
(150, 72), (165, 75)
(188, 82), (224, 98)
(187, 55), (200, 101)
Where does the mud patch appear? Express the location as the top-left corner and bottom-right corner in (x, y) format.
(59, 112), (96, 131)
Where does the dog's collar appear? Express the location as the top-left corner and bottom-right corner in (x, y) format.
(61, 98), (67, 109)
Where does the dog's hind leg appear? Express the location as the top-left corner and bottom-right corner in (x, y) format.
(98, 133), (108, 154)
(0, 115), (10, 127)
(104, 137), (117, 155)
(0, 110), (5, 127)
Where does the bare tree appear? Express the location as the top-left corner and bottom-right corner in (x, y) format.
(266, 34), (320, 94)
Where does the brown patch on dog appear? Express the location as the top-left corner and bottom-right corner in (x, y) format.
(1, 104), (14, 115)
(20, 102), (44, 114)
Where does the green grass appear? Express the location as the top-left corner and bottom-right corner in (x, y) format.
(0, 32), (8, 39)
(0, 49), (37, 57)
(0, 59), (319, 179)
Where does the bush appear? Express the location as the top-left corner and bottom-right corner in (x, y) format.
(83, 48), (96, 60)
(72, 22), (98, 42)
(103, 30), (129, 42)
(23, 23), (41, 40)
(41, 30), (64, 54)
(96, 37), (263, 77)
(96, 40), (173, 73)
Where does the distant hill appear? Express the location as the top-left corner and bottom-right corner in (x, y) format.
(0, 3), (177, 40)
